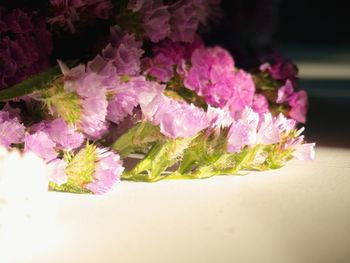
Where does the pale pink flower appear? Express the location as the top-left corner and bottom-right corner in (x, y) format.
(0, 110), (25, 148)
(86, 149), (124, 194)
(24, 132), (57, 161)
(47, 158), (68, 186)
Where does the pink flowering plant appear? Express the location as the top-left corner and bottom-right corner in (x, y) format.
(0, 0), (315, 194)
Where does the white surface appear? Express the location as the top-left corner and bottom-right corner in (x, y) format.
(6, 146), (350, 263)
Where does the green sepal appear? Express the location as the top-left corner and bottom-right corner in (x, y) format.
(122, 137), (192, 182)
(49, 144), (97, 194)
(112, 121), (165, 158)
(40, 83), (82, 124)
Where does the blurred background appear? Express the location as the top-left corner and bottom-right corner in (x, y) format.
(207, 0), (350, 148)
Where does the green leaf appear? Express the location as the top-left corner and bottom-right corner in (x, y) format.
(0, 66), (61, 101)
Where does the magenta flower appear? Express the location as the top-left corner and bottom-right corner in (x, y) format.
(288, 90), (308, 123)
(260, 54), (298, 83)
(184, 46), (236, 107)
(142, 53), (174, 82)
(169, 0), (199, 43)
(128, 0), (170, 42)
(0, 9), (52, 88)
(276, 80), (308, 123)
(49, 0), (113, 32)
(226, 70), (256, 116)
(86, 148), (124, 194)
(24, 131), (57, 162)
(276, 80), (294, 104)
(0, 110), (25, 148)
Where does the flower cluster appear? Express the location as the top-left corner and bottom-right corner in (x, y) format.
(49, 0), (113, 33)
(0, 9), (52, 89)
(0, 0), (315, 194)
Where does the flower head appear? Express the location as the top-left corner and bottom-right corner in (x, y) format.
(49, 0), (113, 32)
(184, 46), (235, 107)
(56, 144), (124, 194)
(53, 63), (110, 139)
(31, 118), (84, 151)
(128, 0), (170, 42)
(24, 131), (57, 162)
(0, 109), (25, 148)
(102, 29), (144, 76)
(227, 108), (259, 152)
(276, 80), (308, 123)
(0, 9), (52, 88)
(260, 54), (298, 83)
(86, 148), (124, 194)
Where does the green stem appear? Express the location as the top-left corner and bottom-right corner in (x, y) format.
(0, 65), (61, 101)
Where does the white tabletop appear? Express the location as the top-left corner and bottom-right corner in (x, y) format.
(6, 146), (350, 263)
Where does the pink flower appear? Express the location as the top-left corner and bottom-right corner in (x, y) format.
(143, 53), (174, 82)
(206, 106), (233, 129)
(227, 108), (259, 152)
(276, 80), (308, 123)
(252, 94), (269, 114)
(136, 80), (208, 138)
(284, 136), (315, 161)
(276, 80), (294, 104)
(128, 0), (170, 42)
(288, 90), (308, 123)
(292, 143), (316, 161)
(169, 0), (199, 42)
(24, 131), (57, 161)
(260, 54), (298, 82)
(154, 98), (209, 138)
(86, 149), (124, 194)
(102, 29), (144, 76)
(47, 158), (68, 186)
(226, 70), (255, 116)
(106, 76), (148, 124)
(184, 46), (236, 107)
(61, 63), (110, 139)
(256, 113), (280, 145)
(49, 0), (113, 32)
(32, 118), (84, 151)
(0, 110), (25, 148)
